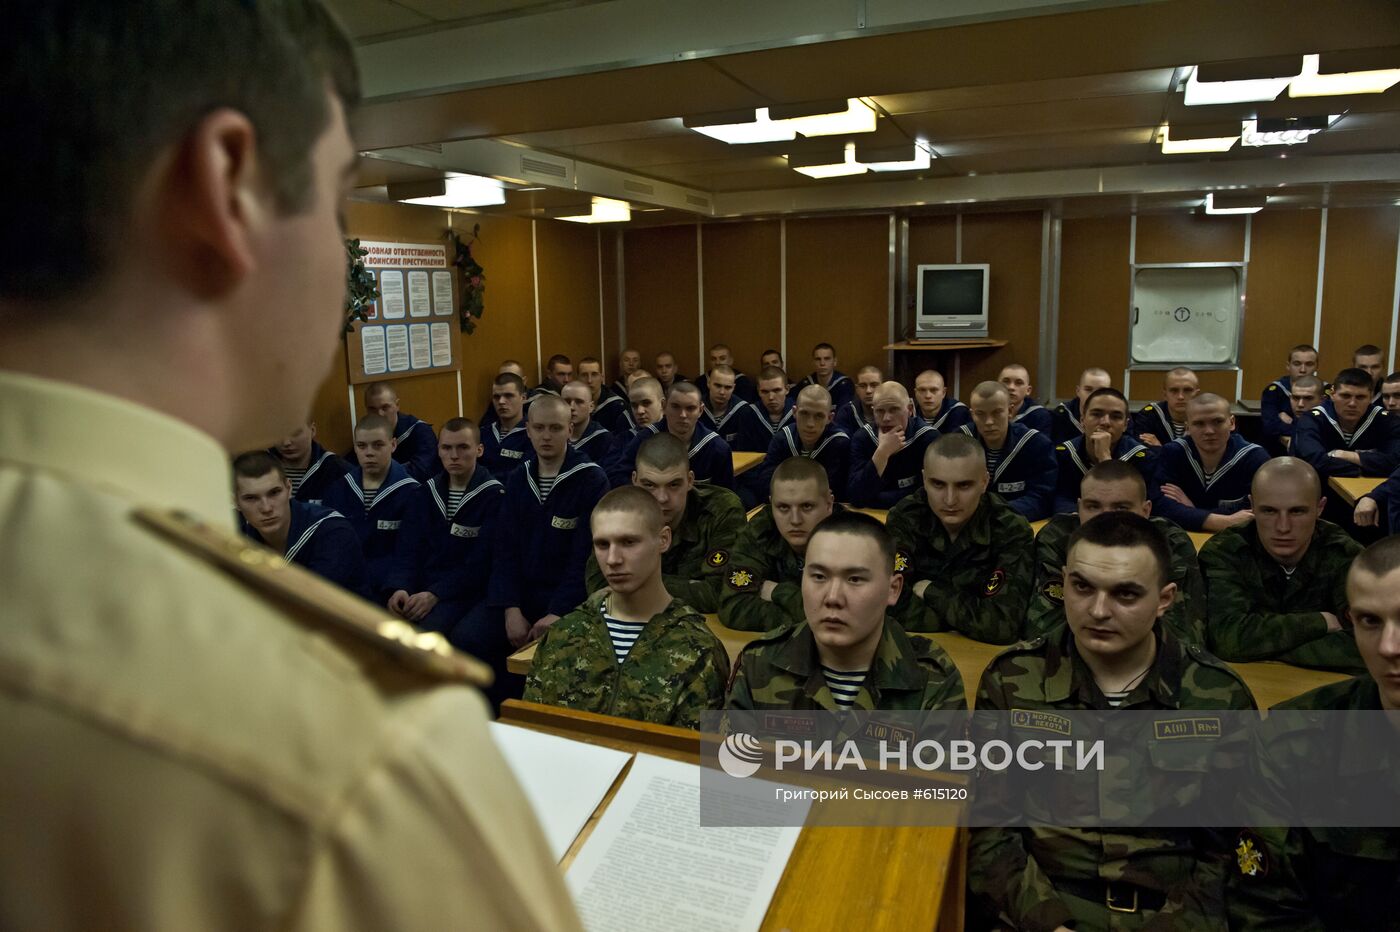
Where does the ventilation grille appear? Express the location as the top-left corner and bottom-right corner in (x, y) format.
(686, 194), (712, 208)
(623, 179), (656, 196)
(521, 156), (569, 179)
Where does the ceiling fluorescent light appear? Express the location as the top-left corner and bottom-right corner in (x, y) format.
(1160, 124), (1239, 154)
(395, 173), (505, 208)
(1290, 53), (1400, 97)
(557, 197), (631, 224)
(774, 99), (877, 138)
(686, 108), (795, 144)
(1205, 192), (1266, 214)
(790, 142), (868, 179)
(1241, 115), (1335, 146)
(1184, 65), (1294, 105)
(862, 141), (934, 172)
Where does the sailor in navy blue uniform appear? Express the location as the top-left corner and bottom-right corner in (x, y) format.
(732, 366), (794, 452)
(695, 344), (758, 405)
(268, 420), (350, 505)
(1051, 367), (1111, 443)
(388, 418), (503, 633)
(999, 363), (1053, 435)
(747, 384), (850, 506)
(453, 397), (608, 702)
(612, 348), (642, 400)
(653, 351), (686, 398)
(1132, 367), (1199, 446)
(834, 365), (881, 444)
(323, 415), (420, 601)
(913, 369), (973, 433)
(577, 356), (628, 433)
(1052, 387), (1155, 514)
(848, 381), (938, 508)
(480, 372), (531, 477)
(233, 452), (372, 600)
(612, 375), (664, 448)
(609, 382), (734, 489)
(961, 381), (1057, 521)
(698, 364), (755, 448)
(1294, 368), (1400, 478)
(1260, 344), (1320, 454)
(476, 359), (529, 431)
(1154, 394), (1269, 532)
(789, 342), (854, 410)
(363, 381), (438, 480)
(563, 382), (616, 464)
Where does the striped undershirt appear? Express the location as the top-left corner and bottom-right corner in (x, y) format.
(447, 487), (467, 513)
(1102, 690), (1130, 709)
(283, 465), (308, 494)
(603, 603), (648, 663)
(362, 486), (379, 516)
(821, 665), (869, 708)
(985, 445), (1006, 475)
(1169, 419), (1186, 438)
(537, 475), (556, 499)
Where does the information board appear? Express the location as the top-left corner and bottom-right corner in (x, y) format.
(345, 240), (460, 384)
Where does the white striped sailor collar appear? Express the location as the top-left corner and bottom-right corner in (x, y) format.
(427, 469), (501, 518)
(1014, 398), (1045, 421)
(1144, 401), (1179, 437)
(490, 420), (526, 441)
(0, 371), (237, 530)
(595, 392), (624, 410)
(705, 398), (749, 428)
(342, 461), (418, 509)
(1315, 402), (1384, 445)
(394, 414), (426, 443)
(1057, 398), (1082, 432)
(283, 503), (344, 561)
(1061, 434), (1147, 476)
(987, 426), (1041, 482)
(300, 446), (336, 483)
(1171, 434), (1260, 490)
(1270, 377), (1292, 396)
(524, 448), (602, 503)
(783, 422), (849, 458)
(891, 420), (935, 451)
(929, 399), (966, 431)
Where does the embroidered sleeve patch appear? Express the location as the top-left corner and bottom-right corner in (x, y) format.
(1235, 831), (1268, 877)
(707, 549), (729, 567)
(894, 549), (911, 574)
(1041, 579), (1063, 604)
(982, 568), (1006, 597)
(727, 568), (756, 591)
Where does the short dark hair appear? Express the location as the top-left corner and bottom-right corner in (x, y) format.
(1068, 511), (1171, 587)
(772, 456), (830, 495)
(442, 417), (478, 439)
(547, 354), (572, 370)
(1288, 344), (1318, 358)
(759, 365), (787, 382)
(1292, 375), (1323, 393)
(761, 348), (783, 360)
(232, 451), (286, 481)
(1353, 344), (1383, 359)
(364, 381), (398, 402)
(1383, 372), (1400, 387)
(667, 381), (702, 402)
(354, 414), (395, 437)
(1084, 387), (1128, 411)
(5, 1), (359, 302)
(593, 486), (664, 535)
(1082, 460), (1147, 499)
(808, 511), (895, 571)
(493, 373), (528, 393)
(1351, 534), (1400, 581)
(1333, 367), (1376, 391)
(812, 342), (836, 355)
(636, 433), (689, 473)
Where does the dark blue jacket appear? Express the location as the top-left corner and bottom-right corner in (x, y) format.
(696, 370), (759, 405)
(731, 401), (794, 453)
(1053, 434), (1156, 515)
(753, 422), (851, 503)
(591, 389), (630, 433)
(1152, 434), (1268, 532)
(834, 401), (877, 446)
(608, 420), (734, 489)
(1260, 375), (1297, 453)
(925, 397), (973, 434)
(1013, 397), (1054, 436)
(571, 418), (616, 464)
(960, 421), (1057, 521)
(1361, 465), (1400, 533)
(789, 370), (855, 410)
(847, 417), (939, 508)
(481, 421), (531, 477)
(392, 467), (504, 620)
(701, 399), (757, 449)
(322, 461), (420, 600)
(240, 501), (372, 600)
(488, 449), (608, 618)
(390, 412), (439, 481)
(1293, 400), (1400, 478)
(268, 441), (350, 506)
(1051, 397), (1084, 444)
(1132, 400), (1185, 444)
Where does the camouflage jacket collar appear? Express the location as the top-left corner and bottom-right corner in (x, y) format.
(578, 590), (695, 646)
(1244, 518), (1336, 579)
(1042, 625), (1183, 708)
(768, 620), (927, 706)
(923, 491), (998, 555)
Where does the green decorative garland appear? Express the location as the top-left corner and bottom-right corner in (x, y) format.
(448, 225), (486, 333)
(344, 237), (379, 334)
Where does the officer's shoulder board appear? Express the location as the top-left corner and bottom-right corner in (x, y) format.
(133, 508), (489, 686)
(1311, 408), (1324, 416)
(1142, 404), (1155, 412)
(1266, 384), (1279, 392)
(1185, 642), (1251, 685)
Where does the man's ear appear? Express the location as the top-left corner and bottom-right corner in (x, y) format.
(658, 524), (673, 554)
(161, 108), (264, 298)
(1156, 581), (1178, 617)
(886, 570), (904, 607)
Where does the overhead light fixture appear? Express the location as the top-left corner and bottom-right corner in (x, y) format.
(1205, 192), (1267, 214)
(1160, 124), (1239, 154)
(388, 173), (506, 208)
(1290, 53), (1400, 97)
(557, 197), (631, 224)
(685, 108), (795, 144)
(860, 140), (934, 172)
(1183, 64), (1296, 105)
(1241, 114), (1337, 146)
(772, 99), (877, 137)
(789, 142), (868, 179)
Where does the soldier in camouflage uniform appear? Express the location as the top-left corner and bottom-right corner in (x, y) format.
(526, 487), (728, 729)
(728, 511), (966, 711)
(1031, 460), (1205, 644)
(887, 433), (1034, 644)
(584, 432), (744, 613)
(1227, 535), (1400, 931)
(1199, 457), (1365, 673)
(720, 457), (837, 632)
(970, 512), (1256, 931)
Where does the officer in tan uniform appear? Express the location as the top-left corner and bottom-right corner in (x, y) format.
(0, 4), (580, 931)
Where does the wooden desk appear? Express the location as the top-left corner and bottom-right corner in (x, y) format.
(499, 701), (965, 931)
(1329, 475), (1383, 506)
(733, 451), (764, 476)
(847, 506), (889, 523)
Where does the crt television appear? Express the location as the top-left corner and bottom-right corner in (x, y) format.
(914, 263), (989, 338)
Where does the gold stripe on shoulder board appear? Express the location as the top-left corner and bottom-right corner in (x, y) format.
(132, 508), (491, 687)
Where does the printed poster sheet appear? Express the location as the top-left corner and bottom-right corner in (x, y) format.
(385, 324), (410, 372)
(379, 270), (406, 319)
(360, 326), (387, 376)
(430, 322), (453, 367)
(432, 270), (454, 316)
(408, 324), (431, 370)
(407, 270), (431, 317)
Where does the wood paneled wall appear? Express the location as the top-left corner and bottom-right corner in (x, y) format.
(785, 215), (891, 379)
(701, 221), (782, 375)
(960, 212), (1043, 390)
(1319, 208), (1400, 380)
(1056, 215), (1130, 399)
(623, 225), (700, 378)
